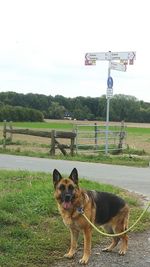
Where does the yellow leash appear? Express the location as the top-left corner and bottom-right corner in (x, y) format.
(79, 202), (150, 237)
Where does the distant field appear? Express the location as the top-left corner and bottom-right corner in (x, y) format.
(0, 120), (150, 132)
(0, 121), (74, 130)
(0, 120), (150, 137)
(0, 120), (150, 154)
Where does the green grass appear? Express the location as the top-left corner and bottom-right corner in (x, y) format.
(1, 121), (150, 133)
(59, 154), (149, 167)
(0, 121), (74, 130)
(0, 170), (150, 267)
(1, 121), (150, 135)
(127, 127), (150, 135)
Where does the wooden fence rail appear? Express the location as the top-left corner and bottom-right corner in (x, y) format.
(3, 121), (76, 156)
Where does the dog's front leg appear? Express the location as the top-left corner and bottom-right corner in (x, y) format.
(79, 227), (92, 264)
(64, 228), (79, 259)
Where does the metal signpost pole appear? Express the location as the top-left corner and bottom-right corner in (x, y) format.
(105, 60), (111, 155)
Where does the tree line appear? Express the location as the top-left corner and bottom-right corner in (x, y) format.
(0, 104), (43, 122)
(0, 91), (150, 122)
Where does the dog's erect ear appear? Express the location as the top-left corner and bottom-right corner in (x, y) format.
(69, 168), (78, 185)
(53, 169), (62, 188)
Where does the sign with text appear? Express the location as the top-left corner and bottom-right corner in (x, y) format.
(110, 61), (127, 72)
(107, 88), (113, 98)
(85, 52), (111, 62)
(85, 51), (136, 62)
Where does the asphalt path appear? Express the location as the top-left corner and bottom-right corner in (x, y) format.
(0, 154), (150, 200)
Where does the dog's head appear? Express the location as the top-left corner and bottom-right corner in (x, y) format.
(53, 168), (79, 210)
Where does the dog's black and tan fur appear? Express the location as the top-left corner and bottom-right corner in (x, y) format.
(53, 168), (129, 264)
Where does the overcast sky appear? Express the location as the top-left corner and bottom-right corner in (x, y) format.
(0, 0), (149, 102)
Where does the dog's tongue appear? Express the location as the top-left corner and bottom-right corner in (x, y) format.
(63, 201), (72, 210)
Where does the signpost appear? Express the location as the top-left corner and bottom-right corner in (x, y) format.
(85, 51), (136, 155)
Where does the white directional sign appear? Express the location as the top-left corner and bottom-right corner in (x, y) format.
(85, 52), (111, 62)
(85, 51), (136, 64)
(110, 61), (126, 72)
(107, 88), (113, 98)
(85, 53), (96, 65)
(110, 51), (136, 61)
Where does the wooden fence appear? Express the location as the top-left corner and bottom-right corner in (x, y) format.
(3, 121), (76, 156)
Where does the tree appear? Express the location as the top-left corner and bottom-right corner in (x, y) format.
(48, 102), (66, 119)
(0, 105), (44, 122)
(139, 108), (150, 122)
(98, 95), (107, 120)
(110, 94), (141, 122)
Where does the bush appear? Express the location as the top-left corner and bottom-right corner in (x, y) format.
(0, 105), (44, 122)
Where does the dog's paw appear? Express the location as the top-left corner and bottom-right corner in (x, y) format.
(119, 249), (126, 256)
(64, 252), (74, 259)
(102, 247), (112, 252)
(79, 256), (89, 264)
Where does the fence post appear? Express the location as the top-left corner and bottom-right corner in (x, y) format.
(50, 130), (55, 156)
(70, 136), (75, 156)
(9, 121), (13, 142)
(75, 125), (78, 154)
(3, 120), (7, 149)
(118, 121), (125, 152)
(94, 123), (98, 150)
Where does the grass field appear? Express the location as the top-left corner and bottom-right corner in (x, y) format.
(0, 120), (150, 167)
(0, 121), (74, 130)
(1, 170), (150, 267)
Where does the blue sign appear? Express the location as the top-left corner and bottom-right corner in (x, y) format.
(107, 76), (113, 89)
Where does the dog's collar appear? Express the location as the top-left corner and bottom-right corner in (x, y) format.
(77, 207), (84, 214)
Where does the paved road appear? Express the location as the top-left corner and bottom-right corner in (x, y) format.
(0, 154), (150, 200)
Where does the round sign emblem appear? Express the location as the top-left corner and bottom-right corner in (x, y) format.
(107, 76), (113, 88)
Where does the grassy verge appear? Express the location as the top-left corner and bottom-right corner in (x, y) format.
(56, 153), (149, 167)
(0, 170), (150, 267)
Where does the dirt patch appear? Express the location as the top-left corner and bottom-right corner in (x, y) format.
(53, 230), (150, 267)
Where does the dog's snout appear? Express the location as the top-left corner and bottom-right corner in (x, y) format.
(65, 194), (71, 202)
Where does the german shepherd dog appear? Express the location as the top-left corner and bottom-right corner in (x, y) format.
(53, 168), (129, 264)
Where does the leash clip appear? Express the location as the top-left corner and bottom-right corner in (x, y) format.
(77, 207), (84, 214)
